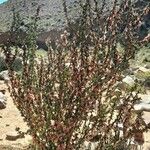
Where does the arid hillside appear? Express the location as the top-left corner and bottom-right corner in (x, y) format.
(0, 0), (149, 33)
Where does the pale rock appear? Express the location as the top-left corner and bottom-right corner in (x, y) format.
(134, 103), (150, 112)
(134, 94), (150, 112)
(65, 62), (71, 67)
(138, 67), (150, 73)
(122, 75), (135, 87)
(83, 141), (99, 150)
(0, 70), (9, 81)
(90, 142), (99, 150)
(139, 94), (150, 104)
(50, 120), (55, 126)
(83, 141), (90, 149)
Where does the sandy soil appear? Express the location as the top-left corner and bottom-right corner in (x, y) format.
(0, 81), (32, 150)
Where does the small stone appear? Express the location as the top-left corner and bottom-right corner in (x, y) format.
(0, 70), (9, 81)
(144, 64), (150, 69)
(0, 99), (6, 109)
(83, 141), (99, 150)
(144, 78), (150, 88)
(134, 103), (150, 112)
(139, 94), (150, 104)
(50, 120), (55, 126)
(122, 75), (135, 87)
(6, 132), (24, 141)
(124, 68), (134, 75)
(0, 92), (6, 109)
(138, 67), (150, 73)
(131, 66), (139, 72)
(0, 89), (6, 94)
(0, 92), (6, 100)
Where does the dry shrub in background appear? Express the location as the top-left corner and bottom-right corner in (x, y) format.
(1, 0), (150, 149)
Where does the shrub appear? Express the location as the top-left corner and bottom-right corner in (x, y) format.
(0, 57), (7, 72)
(0, 56), (22, 72)
(2, 0), (150, 150)
(12, 57), (23, 72)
